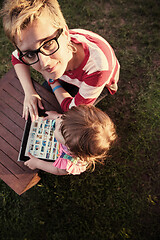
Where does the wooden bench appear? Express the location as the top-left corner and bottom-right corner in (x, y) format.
(0, 68), (62, 195)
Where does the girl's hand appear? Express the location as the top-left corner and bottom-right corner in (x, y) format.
(23, 93), (44, 121)
(24, 153), (39, 170)
(43, 111), (62, 121)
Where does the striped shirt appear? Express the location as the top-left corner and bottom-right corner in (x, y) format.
(12, 29), (120, 112)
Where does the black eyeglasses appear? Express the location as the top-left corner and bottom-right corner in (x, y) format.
(16, 28), (63, 66)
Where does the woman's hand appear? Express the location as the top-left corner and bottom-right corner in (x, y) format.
(24, 153), (39, 170)
(23, 93), (44, 121)
(43, 111), (62, 121)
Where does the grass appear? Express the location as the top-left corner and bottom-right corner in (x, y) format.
(0, 0), (160, 239)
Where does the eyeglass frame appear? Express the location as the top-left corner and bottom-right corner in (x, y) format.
(15, 28), (63, 66)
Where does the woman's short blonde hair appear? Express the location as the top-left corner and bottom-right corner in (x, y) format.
(60, 105), (117, 170)
(1, 0), (66, 43)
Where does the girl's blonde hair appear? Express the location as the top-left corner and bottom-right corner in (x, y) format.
(60, 105), (117, 170)
(1, 0), (66, 43)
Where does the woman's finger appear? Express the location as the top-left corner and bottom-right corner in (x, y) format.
(23, 106), (29, 120)
(28, 105), (36, 122)
(38, 99), (44, 110)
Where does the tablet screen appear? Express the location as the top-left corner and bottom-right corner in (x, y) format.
(18, 110), (59, 162)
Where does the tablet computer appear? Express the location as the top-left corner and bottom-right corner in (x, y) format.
(18, 109), (59, 162)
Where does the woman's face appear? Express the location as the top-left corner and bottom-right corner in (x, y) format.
(15, 11), (73, 80)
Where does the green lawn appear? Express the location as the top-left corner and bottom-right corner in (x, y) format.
(0, 0), (160, 239)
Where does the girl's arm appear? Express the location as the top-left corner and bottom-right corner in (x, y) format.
(14, 64), (44, 121)
(24, 153), (67, 175)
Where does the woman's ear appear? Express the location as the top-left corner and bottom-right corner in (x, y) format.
(63, 24), (71, 42)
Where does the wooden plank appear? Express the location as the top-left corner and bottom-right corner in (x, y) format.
(7, 73), (24, 92)
(0, 112), (23, 140)
(0, 100), (24, 129)
(0, 89), (23, 114)
(0, 158), (40, 195)
(0, 148), (25, 175)
(20, 174), (40, 194)
(0, 124), (21, 150)
(0, 140), (40, 195)
(3, 81), (25, 103)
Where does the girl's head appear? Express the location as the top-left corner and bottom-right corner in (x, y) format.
(55, 105), (117, 169)
(1, 0), (66, 43)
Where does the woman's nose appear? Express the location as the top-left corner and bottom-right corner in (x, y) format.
(38, 53), (51, 68)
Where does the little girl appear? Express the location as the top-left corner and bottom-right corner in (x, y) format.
(24, 105), (117, 175)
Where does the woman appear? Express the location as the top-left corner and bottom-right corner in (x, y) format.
(1, 0), (120, 121)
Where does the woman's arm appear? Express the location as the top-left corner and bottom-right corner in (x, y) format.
(49, 80), (72, 106)
(24, 153), (67, 175)
(14, 64), (44, 121)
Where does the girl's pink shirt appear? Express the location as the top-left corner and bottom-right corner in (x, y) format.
(53, 144), (87, 175)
